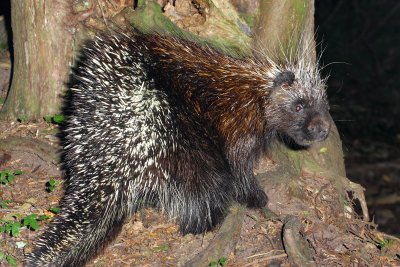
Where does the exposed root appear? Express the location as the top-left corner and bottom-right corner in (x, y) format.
(243, 253), (287, 266)
(283, 215), (315, 267)
(184, 205), (244, 267)
(347, 180), (369, 221)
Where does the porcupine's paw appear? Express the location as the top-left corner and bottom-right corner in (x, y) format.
(244, 187), (268, 208)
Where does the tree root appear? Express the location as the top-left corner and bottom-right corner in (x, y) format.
(283, 215), (315, 267)
(184, 205), (244, 266)
(303, 163), (370, 222)
(347, 180), (369, 221)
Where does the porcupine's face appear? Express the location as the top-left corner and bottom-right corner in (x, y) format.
(271, 70), (331, 147)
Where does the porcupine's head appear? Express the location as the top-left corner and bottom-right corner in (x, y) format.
(266, 62), (331, 147)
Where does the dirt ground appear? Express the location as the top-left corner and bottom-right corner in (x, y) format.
(0, 119), (399, 266)
(0, 121), (288, 266)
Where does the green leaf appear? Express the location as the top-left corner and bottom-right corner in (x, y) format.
(22, 214), (37, 225)
(22, 214), (42, 230)
(49, 207), (61, 214)
(29, 220), (39, 230)
(14, 170), (23, 175)
(0, 251), (4, 260)
(6, 254), (17, 266)
(218, 257), (228, 266)
(38, 215), (50, 221)
(0, 170), (22, 185)
(44, 114), (65, 124)
(52, 114), (65, 124)
(209, 261), (218, 267)
(0, 199), (12, 208)
(47, 178), (60, 192)
(6, 173), (14, 183)
(11, 222), (21, 237)
(18, 116), (27, 123)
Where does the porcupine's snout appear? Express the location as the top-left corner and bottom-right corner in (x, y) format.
(306, 114), (330, 142)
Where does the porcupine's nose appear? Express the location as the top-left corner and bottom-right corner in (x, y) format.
(307, 116), (330, 141)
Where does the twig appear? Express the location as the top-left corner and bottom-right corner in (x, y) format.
(243, 253), (287, 267)
(246, 249), (285, 259)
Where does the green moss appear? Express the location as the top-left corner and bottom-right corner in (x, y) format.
(125, 0), (251, 57)
(0, 42), (8, 50)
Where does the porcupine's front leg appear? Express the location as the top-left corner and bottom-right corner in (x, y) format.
(225, 135), (268, 208)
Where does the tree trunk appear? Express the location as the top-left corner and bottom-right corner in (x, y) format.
(0, 0), (73, 121)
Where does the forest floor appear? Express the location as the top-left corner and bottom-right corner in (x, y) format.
(0, 120), (289, 267)
(0, 115), (399, 267)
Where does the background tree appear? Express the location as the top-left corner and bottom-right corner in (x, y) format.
(0, 0), (74, 120)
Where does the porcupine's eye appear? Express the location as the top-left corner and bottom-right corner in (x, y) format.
(292, 100), (304, 113)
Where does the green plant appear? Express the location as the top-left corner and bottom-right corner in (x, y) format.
(1, 213), (50, 237)
(209, 257), (228, 267)
(17, 116), (28, 123)
(0, 218), (21, 237)
(0, 170), (23, 185)
(0, 252), (17, 266)
(49, 207), (61, 214)
(22, 214), (49, 231)
(43, 114), (65, 125)
(46, 178), (61, 192)
(0, 199), (12, 208)
(6, 254), (17, 266)
(377, 238), (394, 249)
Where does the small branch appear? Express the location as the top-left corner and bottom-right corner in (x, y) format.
(243, 253), (287, 267)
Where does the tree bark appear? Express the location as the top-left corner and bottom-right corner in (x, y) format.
(0, 0), (74, 121)
(253, 0), (315, 63)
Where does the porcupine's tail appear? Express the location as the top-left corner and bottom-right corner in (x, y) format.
(25, 180), (133, 266)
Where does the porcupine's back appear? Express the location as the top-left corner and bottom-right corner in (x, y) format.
(25, 32), (236, 266)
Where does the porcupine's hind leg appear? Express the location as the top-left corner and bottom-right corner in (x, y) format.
(155, 106), (236, 235)
(166, 152), (235, 235)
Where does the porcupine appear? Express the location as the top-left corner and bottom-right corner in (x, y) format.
(25, 31), (331, 266)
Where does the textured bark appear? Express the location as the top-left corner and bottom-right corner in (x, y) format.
(252, 0), (315, 62)
(0, 0), (74, 121)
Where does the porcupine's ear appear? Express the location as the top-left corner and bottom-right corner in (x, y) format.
(273, 71), (295, 88)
